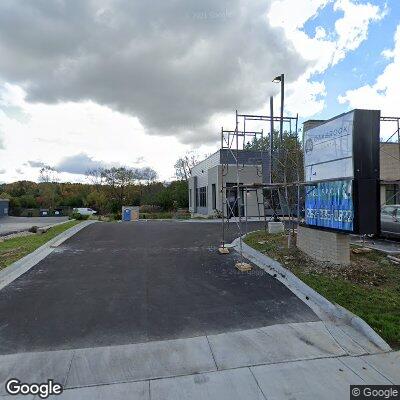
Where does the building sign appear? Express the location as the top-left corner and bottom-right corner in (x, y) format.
(304, 112), (354, 182)
(305, 180), (353, 231)
(303, 109), (380, 234)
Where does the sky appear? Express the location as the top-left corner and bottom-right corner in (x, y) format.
(0, 0), (398, 183)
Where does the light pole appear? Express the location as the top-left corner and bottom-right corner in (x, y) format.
(273, 74), (284, 143)
(269, 95), (274, 184)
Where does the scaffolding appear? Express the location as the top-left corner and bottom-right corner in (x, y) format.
(220, 110), (300, 260)
(380, 116), (400, 206)
(219, 110), (400, 259)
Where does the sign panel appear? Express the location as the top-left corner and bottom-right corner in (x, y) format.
(305, 179), (353, 231)
(303, 109), (380, 234)
(304, 112), (354, 182)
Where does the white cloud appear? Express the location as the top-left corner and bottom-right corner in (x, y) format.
(0, 1), (390, 183)
(268, 0), (331, 31)
(54, 153), (118, 175)
(332, 0), (387, 65)
(268, 0), (387, 116)
(338, 24), (400, 138)
(381, 48), (395, 60)
(0, 83), (206, 182)
(286, 78), (327, 118)
(0, 0), (308, 145)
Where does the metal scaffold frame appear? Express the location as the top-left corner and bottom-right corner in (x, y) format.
(219, 114), (400, 252)
(220, 110), (300, 259)
(380, 116), (400, 206)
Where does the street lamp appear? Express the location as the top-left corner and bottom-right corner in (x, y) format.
(272, 74), (284, 143)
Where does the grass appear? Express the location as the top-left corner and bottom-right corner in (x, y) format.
(0, 220), (81, 271)
(139, 212), (191, 220)
(244, 230), (400, 349)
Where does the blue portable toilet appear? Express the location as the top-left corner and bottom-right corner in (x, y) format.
(123, 208), (131, 221)
(122, 206), (139, 222)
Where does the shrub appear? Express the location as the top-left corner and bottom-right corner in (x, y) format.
(70, 212), (89, 220)
(139, 204), (162, 213)
(113, 212), (122, 221)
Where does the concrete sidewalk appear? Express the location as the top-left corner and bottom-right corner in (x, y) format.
(0, 321), (398, 399)
(351, 235), (400, 254)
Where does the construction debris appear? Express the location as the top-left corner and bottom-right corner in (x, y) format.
(235, 262), (252, 272)
(387, 255), (400, 264)
(218, 247), (230, 254)
(352, 247), (373, 254)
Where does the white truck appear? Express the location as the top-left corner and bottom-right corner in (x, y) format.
(73, 207), (97, 216)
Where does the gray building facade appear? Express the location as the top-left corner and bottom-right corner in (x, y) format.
(188, 150), (269, 218)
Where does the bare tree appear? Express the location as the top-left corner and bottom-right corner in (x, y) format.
(86, 167), (105, 188)
(38, 165), (59, 183)
(101, 167), (136, 208)
(136, 167), (158, 184)
(174, 152), (199, 180)
(38, 165), (59, 209)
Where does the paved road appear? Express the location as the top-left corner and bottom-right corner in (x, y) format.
(351, 234), (400, 254)
(0, 216), (69, 236)
(0, 220), (318, 354)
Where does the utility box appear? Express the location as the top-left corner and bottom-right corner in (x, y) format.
(122, 206), (139, 222)
(0, 199), (9, 217)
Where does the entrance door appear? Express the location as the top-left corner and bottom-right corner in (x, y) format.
(226, 184), (244, 218)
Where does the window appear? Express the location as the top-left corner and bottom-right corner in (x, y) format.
(212, 184), (216, 209)
(197, 187), (207, 207)
(189, 189), (192, 207)
(386, 185), (398, 205)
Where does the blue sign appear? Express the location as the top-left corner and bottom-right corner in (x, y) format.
(305, 179), (353, 231)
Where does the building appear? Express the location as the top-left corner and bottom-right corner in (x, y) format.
(380, 142), (400, 205)
(0, 199), (9, 217)
(188, 150), (269, 218)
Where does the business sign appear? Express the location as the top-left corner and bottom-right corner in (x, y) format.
(303, 109), (380, 234)
(305, 180), (353, 231)
(304, 112), (354, 182)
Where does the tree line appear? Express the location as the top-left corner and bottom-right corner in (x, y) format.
(0, 166), (188, 216)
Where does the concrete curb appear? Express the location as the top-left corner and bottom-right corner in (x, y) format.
(40, 218), (77, 231)
(230, 234), (391, 352)
(0, 220), (96, 291)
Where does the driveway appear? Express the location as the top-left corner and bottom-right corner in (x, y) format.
(0, 216), (69, 236)
(0, 220), (397, 400)
(0, 220), (318, 354)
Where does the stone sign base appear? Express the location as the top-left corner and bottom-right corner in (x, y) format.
(268, 221), (284, 234)
(296, 225), (350, 266)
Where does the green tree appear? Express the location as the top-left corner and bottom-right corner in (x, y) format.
(246, 130), (303, 219)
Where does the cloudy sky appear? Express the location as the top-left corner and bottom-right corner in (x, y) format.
(0, 0), (398, 183)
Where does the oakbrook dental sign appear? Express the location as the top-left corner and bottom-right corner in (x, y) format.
(303, 109), (380, 234)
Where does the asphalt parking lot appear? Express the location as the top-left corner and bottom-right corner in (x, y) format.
(0, 220), (318, 354)
(0, 216), (69, 236)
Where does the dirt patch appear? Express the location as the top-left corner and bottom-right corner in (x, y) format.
(246, 231), (394, 288)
